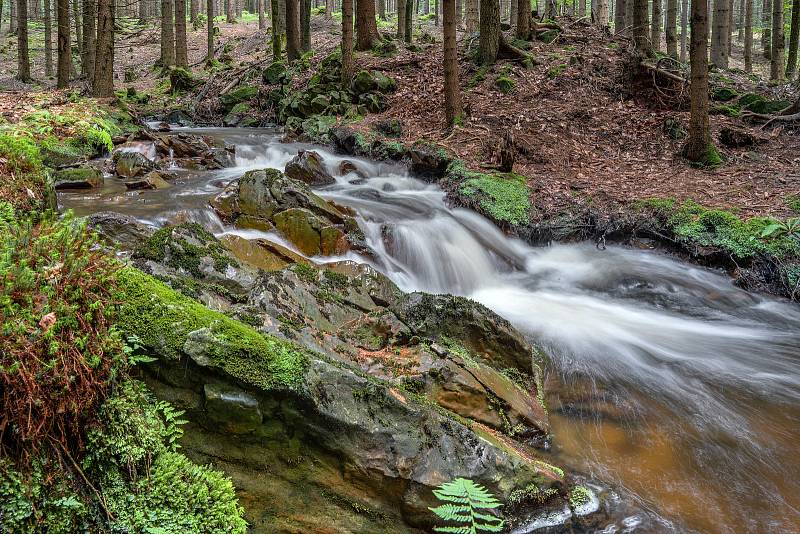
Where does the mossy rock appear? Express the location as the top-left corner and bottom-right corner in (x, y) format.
(710, 104), (741, 117)
(539, 29), (560, 43)
(712, 87), (738, 101)
(495, 75), (516, 94)
(169, 66), (200, 93)
(53, 166), (102, 189)
(742, 96), (791, 114)
(262, 61), (291, 85)
(220, 85), (259, 108)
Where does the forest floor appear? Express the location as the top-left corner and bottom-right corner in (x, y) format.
(1, 13), (798, 221)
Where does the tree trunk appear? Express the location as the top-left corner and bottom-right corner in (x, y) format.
(771, 0), (784, 80)
(45, 0), (54, 76)
(342, 0), (354, 83)
(625, 0), (633, 27)
(397, 0), (406, 38)
(175, 0), (188, 66)
(404, 0), (412, 42)
(650, 0), (661, 49)
(614, 0), (627, 33)
(510, 0), (517, 26)
(16, 0), (30, 82)
(516, 0), (530, 37)
(479, 0), (500, 63)
(73, 0), (82, 55)
(684, 0), (713, 163)
(786, 0), (800, 77)
(257, 0), (264, 26)
(300, 0), (310, 50)
(727, 0), (734, 54)
(57, 0), (71, 87)
(378, 0), (386, 17)
(465, 0), (477, 31)
(325, 0), (331, 17)
(710, 0), (729, 68)
(161, 0), (175, 66)
(285, 0), (301, 60)
(666, 0), (677, 56)
(762, 0), (771, 58)
(596, 0), (608, 26)
(579, 0), (586, 16)
(443, 0), (462, 125)
(10, 0), (17, 35)
(356, 0), (379, 48)
(744, 0), (752, 70)
(632, 0), (650, 55)
(191, 0), (199, 23)
(93, 0), (113, 96)
(679, 0), (688, 59)
(207, 0), (215, 61)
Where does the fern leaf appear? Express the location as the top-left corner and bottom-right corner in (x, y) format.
(429, 504), (472, 522)
(475, 522), (504, 533)
(472, 511), (503, 523)
(433, 526), (472, 534)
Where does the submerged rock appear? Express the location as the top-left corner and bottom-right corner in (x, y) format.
(123, 171), (171, 190)
(87, 211), (155, 249)
(53, 167), (103, 189)
(114, 150), (155, 178)
(284, 150), (336, 186)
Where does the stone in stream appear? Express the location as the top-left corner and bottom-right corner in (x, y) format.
(114, 150), (155, 179)
(87, 211), (155, 250)
(284, 150), (336, 186)
(52, 167), (103, 189)
(123, 171), (171, 190)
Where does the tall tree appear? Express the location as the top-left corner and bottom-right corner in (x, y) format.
(397, 0), (407, 38)
(342, 0), (354, 83)
(614, 0), (627, 33)
(258, 0), (265, 27)
(271, 0), (285, 58)
(285, 0), (301, 60)
(356, 0), (380, 48)
(72, 0), (82, 56)
(478, 0), (500, 63)
(10, 0), (17, 35)
(465, 0), (478, 31)
(44, 0), (54, 76)
(516, 0), (530, 37)
(191, 0), (199, 24)
(666, 0), (677, 57)
(650, 0), (661, 49)
(161, 0), (176, 66)
(744, 0), (753, 71)
(93, 0), (113, 96)
(632, 0), (650, 55)
(300, 0), (310, 50)
(770, 0), (784, 79)
(711, 0), (730, 68)
(378, 0), (386, 18)
(207, 0), (215, 61)
(175, 0), (188, 66)
(16, 0), (30, 82)
(596, 0), (609, 25)
(82, 0), (96, 79)
(57, 0), (71, 87)
(680, 0), (688, 59)
(404, 0), (413, 41)
(787, 0), (800, 77)
(227, 0), (235, 21)
(684, 0), (714, 164)
(762, 0), (771, 58)
(443, 0), (462, 124)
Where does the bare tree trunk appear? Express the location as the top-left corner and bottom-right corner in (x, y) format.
(727, 0), (734, 54)
(650, 0), (661, 49)
(464, 0), (477, 31)
(744, 0), (752, 70)
(666, 0), (677, 56)
(226, 0), (233, 20)
(161, 0), (175, 65)
(93, 0), (113, 96)
(443, 0), (462, 125)
(632, 0), (650, 55)
(680, 0), (687, 59)
(404, 0), (412, 42)
(16, 0), (30, 81)
(579, 0), (586, 16)
(684, 0), (713, 163)
(82, 0), (96, 78)
(207, 0), (215, 61)
(596, 0), (608, 26)
(711, 0), (730, 67)
(191, 0), (199, 23)
(356, 0), (379, 48)
(479, 0), (499, 63)
(397, 0), (406, 37)
(771, 0), (784, 79)
(45, 0), (54, 76)
(57, 0), (71, 87)
(258, 0), (265, 26)
(625, 0), (633, 27)
(73, 0), (82, 56)
(300, 0), (310, 50)
(285, 0), (300, 59)
(787, 0), (800, 77)
(614, 0), (627, 33)
(510, 0), (517, 26)
(342, 0), (354, 83)
(762, 0), (771, 58)
(325, 0), (331, 17)
(516, 0), (530, 36)
(10, 0), (17, 34)
(175, 0), (188, 66)
(378, 0), (386, 17)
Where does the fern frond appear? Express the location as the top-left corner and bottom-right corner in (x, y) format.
(429, 504), (472, 522)
(433, 526), (472, 534)
(471, 511), (504, 523)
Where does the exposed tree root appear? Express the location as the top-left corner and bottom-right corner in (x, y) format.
(742, 97), (800, 128)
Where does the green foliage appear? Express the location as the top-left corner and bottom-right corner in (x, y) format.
(760, 218), (800, 243)
(712, 87), (738, 101)
(546, 63), (568, 79)
(568, 485), (592, 508)
(429, 478), (504, 533)
(507, 481), (558, 506)
(0, 132), (42, 173)
(135, 223), (238, 277)
(467, 66), (490, 88)
(451, 161), (530, 226)
(117, 268), (310, 391)
(494, 75), (515, 94)
(786, 195), (800, 213)
(710, 104), (741, 117)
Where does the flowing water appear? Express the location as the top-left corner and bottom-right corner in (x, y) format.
(61, 128), (800, 534)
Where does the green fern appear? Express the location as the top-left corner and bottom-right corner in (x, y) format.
(429, 478), (505, 533)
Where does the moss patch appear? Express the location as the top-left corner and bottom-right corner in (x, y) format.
(450, 161), (531, 226)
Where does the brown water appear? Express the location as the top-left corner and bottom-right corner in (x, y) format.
(61, 127), (800, 533)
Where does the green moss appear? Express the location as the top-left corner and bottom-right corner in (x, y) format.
(494, 75), (516, 94)
(451, 161), (530, 226)
(687, 143), (723, 168)
(712, 87), (738, 101)
(467, 65), (491, 88)
(568, 485), (592, 508)
(507, 481), (559, 505)
(710, 104), (741, 117)
(293, 262), (318, 283)
(786, 195), (800, 213)
(546, 63), (568, 79)
(117, 267), (310, 391)
(135, 223), (238, 278)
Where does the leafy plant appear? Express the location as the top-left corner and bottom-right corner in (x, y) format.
(429, 478), (505, 533)
(761, 218), (800, 243)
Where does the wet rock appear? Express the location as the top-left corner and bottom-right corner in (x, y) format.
(114, 150), (155, 178)
(165, 109), (195, 127)
(221, 235), (309, 271)
(204, 147), (237, 169)
(220, 85), (258, 110)
(351, 70), (397, 94)
(202, 382), (262, 435)
(40, 147), (85, 168)
(53, 167), (103, 189)
(123, 171), (171, 190)
(87, 211), (155, 249)
(262, 61), (291, 85)
(169, 66), (200, 93)
(338, 160), (367, 179)
(719, 126), (760, 148)
(284, 150), (336, 186)
(408, 143), (451, 179)
(272, 207), (349, 256)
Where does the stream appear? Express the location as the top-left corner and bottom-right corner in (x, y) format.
(60, 127), (800, 534)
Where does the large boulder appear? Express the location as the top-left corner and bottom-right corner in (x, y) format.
(123, 171), (171, 190)
(53, 167), (103, 189)
(284, 150), (336, 186)
(114, 150), (155, 179)
(87, 211), (156, 250)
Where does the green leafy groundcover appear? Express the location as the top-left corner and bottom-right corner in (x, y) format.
(448, 160), (531, 226)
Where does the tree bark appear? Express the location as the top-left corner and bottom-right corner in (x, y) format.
(744, 0), (752, 70)
(679, 0), (688, 59)
(300, 0), (310, 50)
(285, 0), (301, 60)
(786, 0), (800, 77)
(596, 0), (608, 26)
(443, 0), (462, 124)
(762, 0), (771, 58)
(16, 0), (30, 82)
(465, 0), (477, 31)
(666, 0), (677, 56)
(479, 0), (500, 63)
(175, 0), (188, 66)
(93, 0), (114, 96)
(355, 0), (380, 48)
(397, 0), (406, 38)
(710, 0), (730, 67)
(45, 0), (54, 76)
(684, 0), (713, 163)
(614, 0), (627, 33)
(57, 0), (71, 87)
(73, 0), (82, 55)
(207, 0), (215, 61)
(632, 0), (650, 55)
(378, 0), (386, 17)
(161, 0), (175, 66)
(191, 0), (199, 23)
(404, 0), (413, 42)
(81, 0), (95, 78)
(516, 0), (530, 36)
(10, 0), (17, 35)
(342, 0), (354, 83)
(771, 0), (784, 80)
(510, 0), (517, 26)
(650, 0), (661, 49)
